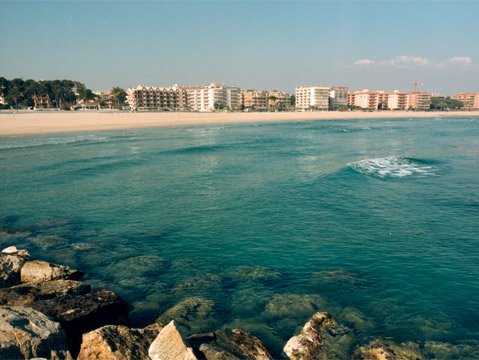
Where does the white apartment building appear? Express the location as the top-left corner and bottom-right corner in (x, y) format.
(295, 86), (330, 110)
(329, 86), (349, 109)
(387, 91), (409, 110)
(186, 83), (240, 112)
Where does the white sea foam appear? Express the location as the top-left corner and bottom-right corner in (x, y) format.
(349, 157), (437, 178)
(0, 134), (108, 150)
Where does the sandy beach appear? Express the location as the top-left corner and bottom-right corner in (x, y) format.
(0, 110), (478, 136)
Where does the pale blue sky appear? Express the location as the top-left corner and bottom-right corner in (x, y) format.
(1, 1), (478, 94)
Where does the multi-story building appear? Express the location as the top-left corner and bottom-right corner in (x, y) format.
(267, 90), (291, 111)
(451, 93), (479, 110)
(186, 83), (240, 112)
(349, 90), (387, 110)
(329, 86), (349, 109)
(407, 92), (432, 111)
(295, 86), (330, 111)
(127, 85), (188, 111)
(387, 91), (409, 110)
(240, 90), (268, 111)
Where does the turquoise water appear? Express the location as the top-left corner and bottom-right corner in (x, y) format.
(1, 117), (478, 356)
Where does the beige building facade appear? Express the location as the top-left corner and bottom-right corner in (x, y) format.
(451, 93), (479, 110)
(127, 85), (187, 111)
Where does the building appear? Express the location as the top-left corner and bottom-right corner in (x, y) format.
(407, 92), (432, 111)
(186, 83), (240, 112)
(295, 86), (330, 111)
(349, 90), (387, 110)
(387, 91), (409, 110)
(329, 86), (349, 109)
(240, 90), (267, 111)
(349, 90), (431, 111)
(267, 90), (291, 111)
(127, 85), (188, 111)
(451, 93), (479, 110)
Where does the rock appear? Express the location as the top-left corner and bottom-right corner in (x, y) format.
(108, 255), (170, 279)
(20, 260), (83, 283)
(283, 312), (353, 360)
(173, 273), (225, 297)
(157, 297), (218, 334)
(338, 307), (375, 333)
(0, 279), (90, 306)
(77, 323), (162, 360)
(264, 294), (327, 320)
(29, 289), (128, 357)
(227, 265), (282, 284)
(0, 253), (27, 288)
(0, 306), (71, 360)
(149, 320), (197, 360)
(2, 246), (30, 258)
(353, 339), (425, 360)
(188, 328), (272, 360)
(423, 341), (479, 359)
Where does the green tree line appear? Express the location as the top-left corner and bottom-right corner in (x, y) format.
(0, 77), (128, 110)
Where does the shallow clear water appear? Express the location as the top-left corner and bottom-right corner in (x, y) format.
(1, 117), (478, 356)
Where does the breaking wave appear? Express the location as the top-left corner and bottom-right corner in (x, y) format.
(349, 157), (438, 178)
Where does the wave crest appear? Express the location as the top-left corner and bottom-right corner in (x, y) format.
(349, 157), (437, 178)
(0, 134), (108, 150)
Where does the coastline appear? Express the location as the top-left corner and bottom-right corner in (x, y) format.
(0, 110), (478, 136)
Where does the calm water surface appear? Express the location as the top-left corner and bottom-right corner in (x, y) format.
(1, 117), (478, 356)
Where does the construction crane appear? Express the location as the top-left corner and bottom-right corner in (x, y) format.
(394, 81), (424, 93)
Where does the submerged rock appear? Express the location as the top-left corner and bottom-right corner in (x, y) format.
(77, 323), (163, 360)
(173, 273), (225, 297)
(188, 328), (272, 360)
(311, 269), (367, 288)
(423, 341), (479, 359)
(29, 234), (70, 250)
(0, 253), (27, 288)
(227, 265), (282, 284)
(108, 255), (170, 279)
(156, 296), (218, 334)
(338, 307), (375, 333)
(353, 339), (425, 360)
(0, 305), (71, 360)
(149, 320), (197, 360)
(0, 279), (90, 306)
(20, 260), (83, 283)
(264, 293), (328, 320)
(283, 312), (353, 360)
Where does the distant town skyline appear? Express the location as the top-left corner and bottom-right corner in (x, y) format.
(1, 1), (478, 95)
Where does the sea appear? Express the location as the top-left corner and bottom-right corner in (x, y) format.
(1, 117), (478, 357)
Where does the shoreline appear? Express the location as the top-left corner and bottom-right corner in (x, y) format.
(0, 110), (478, 136)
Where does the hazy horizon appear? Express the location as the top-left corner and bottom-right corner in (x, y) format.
(1, 1), (478, 95)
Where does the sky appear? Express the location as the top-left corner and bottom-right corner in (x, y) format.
(1, 1), (478, 94)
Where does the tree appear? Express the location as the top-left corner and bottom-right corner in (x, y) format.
(430, 97), (463, 111)
(111, 87), (127, 108)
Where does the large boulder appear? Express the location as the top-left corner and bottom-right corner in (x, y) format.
(353, 339), (425, 360)
(188, 328), (272, 360)
(0, 280), (90, 306)
(283, 312), (353, 360)
(157, 297), (218, 334)
(149, 320), (197, 360)
(77, 323), (162, 360)
(28, 289), (128, 357)
(20, 260), (83, 283)
(0, 306), (71, 359)
(0, 253), (27, 288)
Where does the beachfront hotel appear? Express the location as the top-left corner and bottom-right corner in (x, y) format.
(127, 85), (188, 111)
(451, 93), (479, 110)
(295, 86), (330, 111)
(241, 90), (292, 111)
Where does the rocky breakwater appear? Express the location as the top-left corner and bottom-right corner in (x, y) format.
(2, 245), (478, 360)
